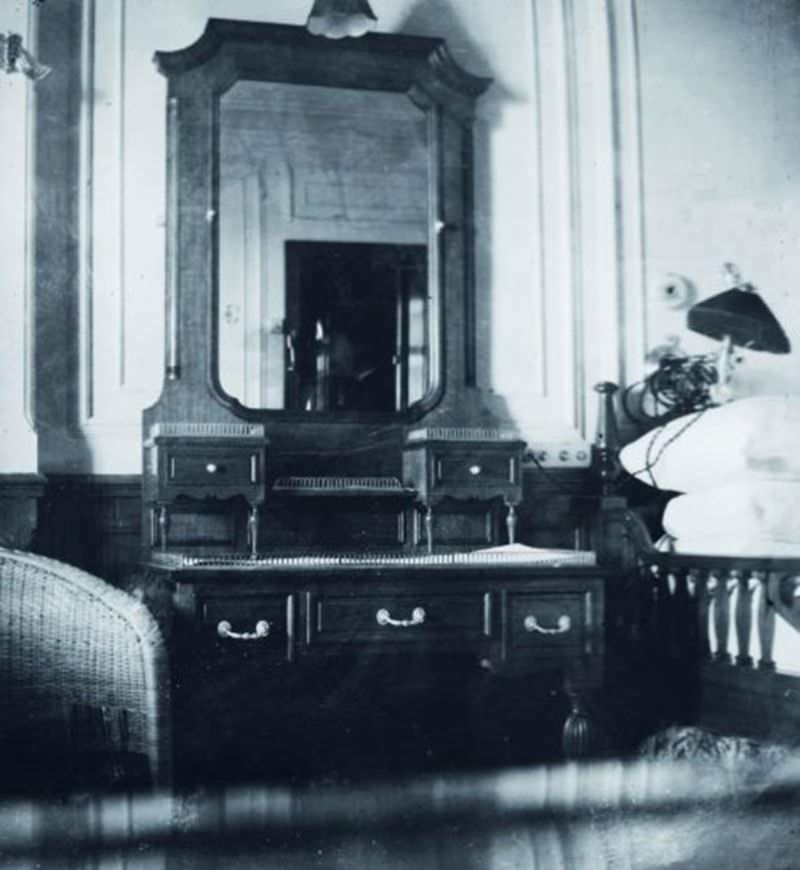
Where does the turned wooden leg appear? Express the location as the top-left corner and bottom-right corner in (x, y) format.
(561, 684), (595, 759)
(248, 503), (259, 558)
(424, 505), (434, 554)
(157, 505), (169, 551)
(505, 500), (518, 545)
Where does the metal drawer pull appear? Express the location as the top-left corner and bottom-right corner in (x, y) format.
(217, 619), (271, 640)
(468, 464), (482, 476)
(523, 614), (571, 635)
(376, 607), (426, 628)
(205, 462), (219, 474)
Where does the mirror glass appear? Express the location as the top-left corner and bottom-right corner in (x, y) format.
(217, 81), (432, 413)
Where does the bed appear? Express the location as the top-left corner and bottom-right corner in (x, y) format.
(610, 392), (800, 746)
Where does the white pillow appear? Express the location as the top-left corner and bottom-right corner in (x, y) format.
(664, 480), (800, 545)
(619, 396), (800, 492)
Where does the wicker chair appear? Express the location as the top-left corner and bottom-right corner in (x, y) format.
(0, 548), (171, 794)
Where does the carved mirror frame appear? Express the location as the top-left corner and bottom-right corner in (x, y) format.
(151, 19), (490, 432)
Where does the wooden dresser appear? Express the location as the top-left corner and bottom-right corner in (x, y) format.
(143, 552), (605, 785)
(140, 21), (607, 787)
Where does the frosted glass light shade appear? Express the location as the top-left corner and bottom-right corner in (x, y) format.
(0, 32), (51, 81)
(306, 0), (378, 39)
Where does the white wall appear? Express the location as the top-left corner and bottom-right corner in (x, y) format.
(638, 0), (800, 397)
(9, 0), (798, 475)
(31, 0), (634, 474)
(0, 3), (39, 472)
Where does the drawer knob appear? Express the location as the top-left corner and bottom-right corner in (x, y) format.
(376, 607), (426, 628)
(205, 462), (219, 474)
(217, 619), (271, 640)
(468, 464), (482, 476)
(523, 614), (571, 635)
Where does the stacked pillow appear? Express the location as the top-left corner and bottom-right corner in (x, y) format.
(619, 396), (800, 556)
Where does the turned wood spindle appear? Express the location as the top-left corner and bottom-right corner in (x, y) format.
(424, 505), (433, 555)
(692, 570), (712, 660)
(710, 572), (731, 663)
(734, 571), (754, 666)
(505, 500), (517, 545)
(757, 572), (777, 671)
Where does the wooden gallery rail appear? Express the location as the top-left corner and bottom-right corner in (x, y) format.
(620, 512), (800, 742)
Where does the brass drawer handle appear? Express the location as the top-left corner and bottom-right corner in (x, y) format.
(523, 614), (571, 635)
(217, 619), (271, 640)
(376, 607), (426, 628)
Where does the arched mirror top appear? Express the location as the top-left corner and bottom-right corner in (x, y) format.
(155, 19), (491, 113)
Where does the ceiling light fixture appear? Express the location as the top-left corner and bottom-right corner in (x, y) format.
(0, 32), (51, 81)
(305, 0), (378, 40)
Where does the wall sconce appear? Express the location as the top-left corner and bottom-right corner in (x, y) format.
(0, 32), (51, 81)
(687, 263), (790, 402)
(306, 0), (378, 39)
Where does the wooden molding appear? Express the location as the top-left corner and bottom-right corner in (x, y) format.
(0, 473), (48, 497)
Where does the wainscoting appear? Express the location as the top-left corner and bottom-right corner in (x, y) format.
(0, 474), (47, 551)
(35, 475), (143, 585)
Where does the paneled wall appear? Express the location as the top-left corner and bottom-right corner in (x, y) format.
(23, 0), (647, 476)
(637, 0), (800, 398)
(36, 475), (142, 584)
(3, 0), (799, 559)
(0, 2), (39, 474)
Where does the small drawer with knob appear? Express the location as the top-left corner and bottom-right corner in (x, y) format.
(432, 451), (517, 492)
(159, 444), (266, 500)
(402, 435), (525, 511)
(307, 591), (493, 650)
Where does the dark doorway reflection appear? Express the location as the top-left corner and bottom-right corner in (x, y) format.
(285, 241), (428, 412)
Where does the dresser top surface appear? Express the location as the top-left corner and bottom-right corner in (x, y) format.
(145, 545), (599, 575)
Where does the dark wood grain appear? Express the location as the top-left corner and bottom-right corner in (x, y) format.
(143, 564), (606, 787)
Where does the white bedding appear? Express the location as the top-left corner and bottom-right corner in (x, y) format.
(620, 396), (800, 493)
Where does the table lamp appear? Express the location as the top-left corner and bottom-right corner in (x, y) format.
(687, 263), (790, 402)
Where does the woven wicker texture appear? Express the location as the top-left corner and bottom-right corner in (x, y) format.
(0, 548), (171, 791)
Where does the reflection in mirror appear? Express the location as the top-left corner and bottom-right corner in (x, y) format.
(217, 82), (431, 412)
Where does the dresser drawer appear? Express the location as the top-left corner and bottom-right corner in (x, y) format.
(507, 590), (597, 656)
(164, 446), (263, 489)
(433, 451), (517, 491)
(199, 593), (295, 655)
(308, 591), (493, 648)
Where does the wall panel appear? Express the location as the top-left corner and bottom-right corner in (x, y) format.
(31, 0), (653, 475)
(0, 3), (40, 473)
(637, 0), (800, 398)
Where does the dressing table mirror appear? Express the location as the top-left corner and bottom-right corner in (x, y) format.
(139, 20), (605, 786)
(218, 81), (431, 414)
(142, 18), (526, 556)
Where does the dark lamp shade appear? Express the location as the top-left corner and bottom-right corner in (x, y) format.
(687, 287), (791, 354)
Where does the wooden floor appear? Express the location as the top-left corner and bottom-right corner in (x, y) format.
(4, 759), (799, 869)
